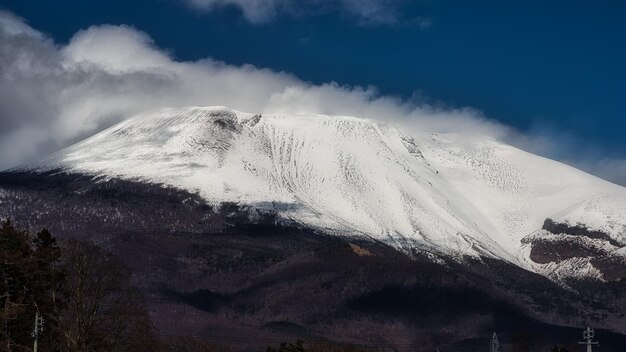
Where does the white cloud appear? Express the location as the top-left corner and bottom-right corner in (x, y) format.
(0, 11), (624, 186)
(0, 10), (44, 39)
(184, 0), (405, 25)
(62, 25), (173, 72)
(338, 0), (399, 25)
(185, 0), (283, 24)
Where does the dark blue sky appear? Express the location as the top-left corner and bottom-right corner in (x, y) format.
(2, 0), (625, 157)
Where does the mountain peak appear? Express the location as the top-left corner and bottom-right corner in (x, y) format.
(20, 106), (626, 276)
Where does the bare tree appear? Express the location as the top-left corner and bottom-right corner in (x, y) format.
(55, 240), (156, 352)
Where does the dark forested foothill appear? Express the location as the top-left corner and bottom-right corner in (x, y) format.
(2, 172), (626, 351)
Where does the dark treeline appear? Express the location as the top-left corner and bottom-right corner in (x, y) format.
(0, 220), (601, 352)
(0, 220), (155, 352)
(0, 220), (369, 352)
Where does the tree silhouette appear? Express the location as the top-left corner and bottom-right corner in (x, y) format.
(0, 220), (63, 352)
(1, 220), (156, 352)
(55, 240), (156, 352)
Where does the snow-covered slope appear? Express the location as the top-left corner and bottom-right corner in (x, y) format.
(20, 106), (626, 271)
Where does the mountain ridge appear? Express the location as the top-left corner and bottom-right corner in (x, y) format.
(3, 110), (626, 349)
(13, 106), (626, 281)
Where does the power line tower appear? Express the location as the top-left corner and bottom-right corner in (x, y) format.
(490, 332), (499, 352)
(31, 311), (44, 352)
(578, 327), (598, 352)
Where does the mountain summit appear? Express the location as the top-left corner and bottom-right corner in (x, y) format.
(4, 106), (626, 348)
(20, 106), (626, 281)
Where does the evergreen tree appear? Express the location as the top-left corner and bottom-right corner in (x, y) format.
(490, 332), (499, 352)
(1, 220), (63, 352)
(0, 219), (33, 351)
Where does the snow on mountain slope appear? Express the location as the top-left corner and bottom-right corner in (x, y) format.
(20, 106), (626, 270)
(418, 134), (626, 264)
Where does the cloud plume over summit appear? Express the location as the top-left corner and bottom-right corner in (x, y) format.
(0, 11), (624, 186)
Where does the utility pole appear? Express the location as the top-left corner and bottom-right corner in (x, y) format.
(490, 332), (499, 352)
(31, 311), (44, 352)
(578, 327), (598, 352)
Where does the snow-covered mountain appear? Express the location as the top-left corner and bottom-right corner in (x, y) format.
(20, 106), (626, 280)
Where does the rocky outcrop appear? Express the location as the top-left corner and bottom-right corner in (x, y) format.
(524, 218), (626, 285)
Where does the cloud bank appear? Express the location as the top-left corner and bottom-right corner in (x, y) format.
(0, 11), (624, 186)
